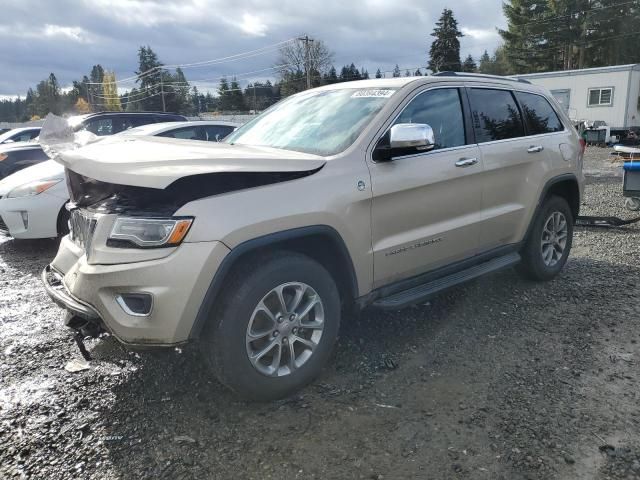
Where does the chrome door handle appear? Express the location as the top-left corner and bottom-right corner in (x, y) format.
(527, 145), (544, 153)
(455, 157), (478, 167)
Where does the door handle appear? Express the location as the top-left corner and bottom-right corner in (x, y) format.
(455, 157), (478, 167)
(527, 145), (544, 153)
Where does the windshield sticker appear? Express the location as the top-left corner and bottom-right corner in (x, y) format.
(351, 89), (395, 98)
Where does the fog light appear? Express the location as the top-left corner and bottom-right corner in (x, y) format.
(20, 211), (28, 229)
(116, 293), (153, 316)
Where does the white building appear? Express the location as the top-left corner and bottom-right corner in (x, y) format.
(514, 64), (640, 131)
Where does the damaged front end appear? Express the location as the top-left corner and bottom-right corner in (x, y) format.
(41, 128), (327, 355)
(65, 166), (323, 217)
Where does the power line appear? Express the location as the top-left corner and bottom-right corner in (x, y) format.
(84, 38), (297, 86)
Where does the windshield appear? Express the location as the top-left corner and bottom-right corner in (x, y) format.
(225, 87), (397, 156)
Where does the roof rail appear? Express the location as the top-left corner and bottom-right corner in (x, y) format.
(431, 71), (531, 85)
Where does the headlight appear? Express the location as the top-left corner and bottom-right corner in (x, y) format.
(108, 217), (193, 248)
(6, 178), (62, 198)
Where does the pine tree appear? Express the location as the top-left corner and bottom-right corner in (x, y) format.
(375, 68), (382, 79)
(414, 68), (423, 76)
(88, 65), (104, 109)
(478, 47), (512, 75)
(392, 65), (401, 78)
(405, 70), (411, 77)
(428, 9), (463, 72)
(499, 0), (556, 73)
(218, 77), (231, 111)
(324, 66), (338, 84)
(228, 77), (245, 111)
(136, 46), (163, 111)
(462, 55), (477, 73)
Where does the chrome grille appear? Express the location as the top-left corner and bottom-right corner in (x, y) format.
(69, 209), (97, 252)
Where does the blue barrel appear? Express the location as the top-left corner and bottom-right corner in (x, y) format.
(623, 162), (640, 171)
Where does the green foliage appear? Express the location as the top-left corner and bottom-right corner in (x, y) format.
(462, 55), (477, 73)
(478, 48), (512, 75)
(102, 71), (122, 112)
(500, 0), (640, 72)
(428, 9), (463, 72)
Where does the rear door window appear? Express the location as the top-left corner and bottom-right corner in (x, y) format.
(11, 130), (38, 142)
(85, 118), (113, 136)
(159, 126), (204, 140)
(122, 116), (155, 131)
(468, 89), (525, 143)
(514, 92), (564, 135)
(394, 88), (467, 151)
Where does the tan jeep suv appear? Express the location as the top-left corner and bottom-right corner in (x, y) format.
(43, 73), (585, 400)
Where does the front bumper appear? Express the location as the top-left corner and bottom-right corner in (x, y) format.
(42, 265), (100, 320)
(45, 236), (230, 346)
(0, 192), (66, 239)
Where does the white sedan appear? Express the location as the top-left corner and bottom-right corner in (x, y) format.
(0, 121), (241, 239)
(0, 126), (41, 145)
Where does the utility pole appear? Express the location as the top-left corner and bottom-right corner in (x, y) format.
(160, 73), (166, 112)
(298, 35), (314, 89)
(253, 83), (257, 114)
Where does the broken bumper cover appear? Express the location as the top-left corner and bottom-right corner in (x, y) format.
(42, 265), (100, 321)
(45, 236), (230, 346)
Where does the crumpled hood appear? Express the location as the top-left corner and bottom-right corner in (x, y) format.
(0, 160), (64, 196)
(55, 136), (326, 189)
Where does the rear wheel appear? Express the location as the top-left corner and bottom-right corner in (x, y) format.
(201, 252), (341, 401)
(518, 195), (573, 281)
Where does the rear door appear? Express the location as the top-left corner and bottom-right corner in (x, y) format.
(369, 86), (484, 287)
(468, 87), (548, 251)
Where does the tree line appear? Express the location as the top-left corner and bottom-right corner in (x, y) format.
(1, 1), (639, 122)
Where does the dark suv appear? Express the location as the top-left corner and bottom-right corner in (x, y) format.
(69, 112), (187, 136)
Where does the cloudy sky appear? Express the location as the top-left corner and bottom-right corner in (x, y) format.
(0, 0), (506, 98)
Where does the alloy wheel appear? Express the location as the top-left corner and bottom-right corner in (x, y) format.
(246, 282), (325, 377)
(540, 211), (568, 267)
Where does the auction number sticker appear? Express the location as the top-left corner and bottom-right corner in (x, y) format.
(351, 89), (395, 98)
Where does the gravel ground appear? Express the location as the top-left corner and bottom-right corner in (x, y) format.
(1, 147), (639, 479)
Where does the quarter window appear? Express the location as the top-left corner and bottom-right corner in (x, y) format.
(395, 88), (466, 150)
(205, 125), (235, 142)
(469, 89), (525, 143)
(515, 92), (563, 135)
(588, 87), (613, 106)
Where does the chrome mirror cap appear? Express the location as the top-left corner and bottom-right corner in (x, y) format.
(389, 123), (435, 150)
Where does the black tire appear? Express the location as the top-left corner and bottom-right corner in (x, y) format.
(200, 251), (341, 401)
(57, 205), (70, 237)
(518, 195), (574, 281)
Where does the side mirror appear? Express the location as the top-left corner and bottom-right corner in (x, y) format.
(389, 123), (435, 150)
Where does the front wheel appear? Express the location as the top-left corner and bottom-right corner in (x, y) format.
(518, 195), (574, 281)
(201, 252), (341, 401)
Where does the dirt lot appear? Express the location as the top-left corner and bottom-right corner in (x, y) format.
(1, 148), (639, 480)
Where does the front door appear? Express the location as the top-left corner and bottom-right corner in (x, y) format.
(369, 87), (484, 288)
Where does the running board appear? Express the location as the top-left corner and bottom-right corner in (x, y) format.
(372, 252), (521, 310)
